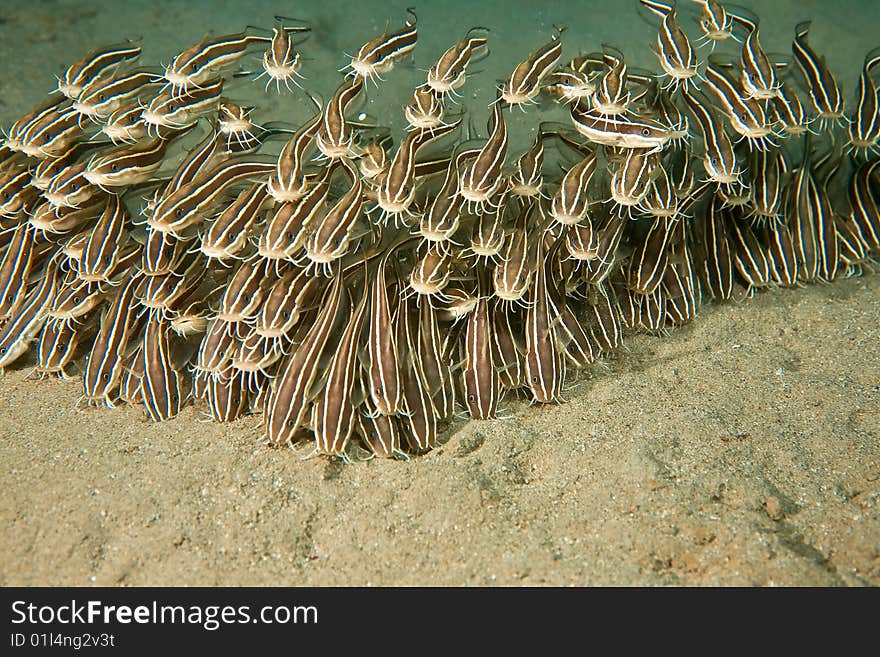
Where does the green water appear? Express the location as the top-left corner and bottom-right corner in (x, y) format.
(1, 0), (878, 147)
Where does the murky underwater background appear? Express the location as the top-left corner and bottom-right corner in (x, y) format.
(1, 0), (878, 150)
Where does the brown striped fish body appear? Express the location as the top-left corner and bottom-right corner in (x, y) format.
(583, 212), (625, 285)
(703, 64), (775, 151)
(162, 129), (226, 196)
(813, 167), (840, 283)
(255, 268), (320, 346)
(593, 49), (630, 116)
(142, 227), (187, 276)
(348, 9), (418, 83)
(733, 18), (781, 101)
(216, 259), (269, 324)
(84, 135), (171, 189)
(501, 30), (563, 107)
(493, 208), (534, 303)
(267, 104), (321, 203)
(792, 21), (845, 126)
(670, 149), (696, 199)
(45, 161), (105, 209)
(835, 213), (869, 267)
(588, 282), (623, 351)
(4, 97), (69, 154)
(610, 148), (655, 214)
(427, 29), (488, 96)
(303, 160), (364, 274)
(0, 224), (37, 321)
(461, 296), (500, 419)
(420, 162), (462, 243)
(117, 344), (145, 404)
(230, 328), (282, 379)
(201, 182), (268, 261)
(550, 150), (597, 225)
(469, 203), (509, 261)
(459, 100), (508, 212)
(140, 316), (189, 421)
(693, 0), (738, 47)
(316, 77), (364, 160)
(265, 272), (344, 446)
(35, 316), (85, 379)
(641, 1), (699, 90)
(681, 89), (741, 187)
(699, 193), (734, 301)
(642, 165), (679, 219)
(848, 49), (880, 158)
(357, 135), (390, 182)
(771, 83), (812, 137)
(377, 118), (461, 223)
(614, 282), (639, 332)
(760, 221), (798, 287)
(30, 141), (101, 192)
(627, 217), (671, 295)
(258, 201), (305, 266)
(636, 286), (666, 333)
(509, 131), (545, 198)
(415, 299), (455, 421)
(397, 300), (438, 452)
(405, 84), (447, 134)
(662, 232), (700, 326)
(165, 32), (269, 94)
(47, 274), (108, 322)
(0, 167), (38, 218)
(748, 148), (787, 224)
(571, 106), (672, 152)
(564, 220), (598, 261)
(56, 40), (142, 99)
(73, 69), (161, 123)
(136, 270), (183, 313)
(48, 277), (107, 322)
(81, 273), (144, 406)
(367, 250), (403, 416)
(137, 253), (207, 319)
(0, 257), (60, 374)
(490, 304), (525, 390)
(376, 133), (422, 225)
(312, 272), (370, 457)
(59, 229), (91, 265)
(848, 160), (880, 251)
(194, 318), (236, 380)
(141, 78), (224, 133)
(19, 105), (87, 159)
(100, 102), (148, 144)
(408, 245), (453, 300)
(149, 158), (274, 236)
(205, 370), (250, 423)
(787, 150), (823, 282)
(357, 397), (402, 458)
(397, 357), (438, 453)
(727, 212), (770, 288)
(524, 237), (565, 403)
(76, 194), (129, 284)
(552, 292), (598, 369)
(262, 168), (335, 263)
(258, 23), (306, 93)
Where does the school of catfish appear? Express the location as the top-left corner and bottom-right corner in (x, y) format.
(0, 0), (878, 461)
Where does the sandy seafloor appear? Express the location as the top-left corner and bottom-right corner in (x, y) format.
(0, 0), (878, 586)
